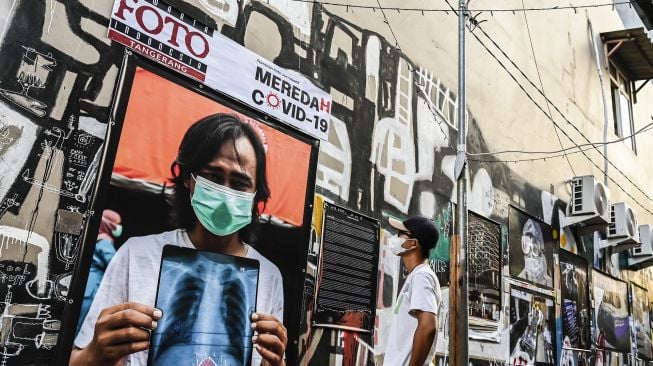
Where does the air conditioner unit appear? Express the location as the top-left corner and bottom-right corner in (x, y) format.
(629, 224), (653, 258)
(564, 176), (610, 227)
(600, 202), (640, 253)
(628, 254), (653, 269)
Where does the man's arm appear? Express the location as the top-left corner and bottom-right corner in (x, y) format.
(408, 310), (438, 366)
(69, 302), (160, 366)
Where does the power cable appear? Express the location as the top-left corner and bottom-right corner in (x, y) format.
(472, 24), (653, 205)
(308, 0), (653, 214)
(374, 0), (453, 147)
(520, 0), (576, 176)
(462, 21), (653, 214)
(375, 0), (401, 49)
(289, 0), (639, 13)
(468, 119), (653, 156)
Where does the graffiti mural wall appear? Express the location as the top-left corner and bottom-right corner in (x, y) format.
(0, 0), (123, 363)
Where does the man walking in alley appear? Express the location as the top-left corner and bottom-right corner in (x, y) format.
(383, 215), (442, 366)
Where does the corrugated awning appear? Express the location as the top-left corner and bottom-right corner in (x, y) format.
(600, 27), (653, 81)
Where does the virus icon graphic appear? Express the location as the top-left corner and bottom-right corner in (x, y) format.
(266, 92), (281, 109)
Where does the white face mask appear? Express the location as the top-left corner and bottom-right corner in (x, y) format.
(388, 235), (413, 256)
(524, 256), (544, 279)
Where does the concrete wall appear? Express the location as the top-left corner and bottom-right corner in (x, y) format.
(0, 0), (652, 364)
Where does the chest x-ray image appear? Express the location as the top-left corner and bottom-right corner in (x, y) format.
(149, 245), (259, 366)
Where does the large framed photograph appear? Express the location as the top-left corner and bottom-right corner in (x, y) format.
(467, 211), (502, 341)
(630, 282), (652, 360)
(65, 55), (320, 365)
(509, 287), (556, 365)
(508, 207), (554, 289)
(592, 269), (631, 353)
(559, 249), (591, 350)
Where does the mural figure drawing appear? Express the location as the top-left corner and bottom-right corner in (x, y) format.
(0, 47), (54, 118)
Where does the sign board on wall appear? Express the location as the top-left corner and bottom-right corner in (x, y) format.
(107, 0), (332, 140)
(314, 202), (380, 333)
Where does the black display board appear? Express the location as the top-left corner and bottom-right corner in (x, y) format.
(313, 202), (380, 333)
(559, 249), (591, 351)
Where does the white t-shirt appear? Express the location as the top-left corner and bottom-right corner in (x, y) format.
(75, 229), (284, 366)
(383, 264), (442, 366)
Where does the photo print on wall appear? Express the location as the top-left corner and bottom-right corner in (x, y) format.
(630, 282), (652, 360)
(592, 269), (631, 353)
(509, 287), (556, 365)
(509, 207), (554, 289)
(559, 249), (591, 351)
(467, 211), (502, 341)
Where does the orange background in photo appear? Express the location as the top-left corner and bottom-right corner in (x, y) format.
(113, 67), (312, 226)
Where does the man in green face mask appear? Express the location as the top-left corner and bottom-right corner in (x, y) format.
(72, 114), (287, 366)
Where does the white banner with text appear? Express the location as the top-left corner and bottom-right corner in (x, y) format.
(108, 0), (331, 140)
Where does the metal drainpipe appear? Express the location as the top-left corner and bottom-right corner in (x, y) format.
(588, 20), (610, 187)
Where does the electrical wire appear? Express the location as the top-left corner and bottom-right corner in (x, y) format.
(375, 0), (453, 147)
(290, 0), (639, 13)
(520, 0), (576, 176)
(472, 25), (653, 206)
(375, 0), (401, 49)
(467, 124), (653, 162)
(457, 19), (653, 215)
(468, 122), (653, 156)
(304, 0), (653, 214)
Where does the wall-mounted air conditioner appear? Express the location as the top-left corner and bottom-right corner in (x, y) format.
(629, 224), (653, 258)
(627, 227), (653, 267)
(564, 175), (610, 227)
(627, 254), (653, 269)
(600, 202), (640, 253)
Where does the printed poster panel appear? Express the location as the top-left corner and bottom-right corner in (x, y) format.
(559, 249), (591, 351)
(509, 207), (554, 289)
(592, 270), (631, 353)
(434, 356), (503, 365)
(314, 202), (380, 333)
(631, 282), (652, 360)
(107, 0), (332, 140)
(429, 203), (453, 287)
(467, 211), (502, 341)
(509, 287), (556, 365)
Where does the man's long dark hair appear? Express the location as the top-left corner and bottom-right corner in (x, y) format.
(170, 113), (270, 242)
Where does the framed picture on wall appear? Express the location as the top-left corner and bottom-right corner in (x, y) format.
(509, 286), (556, 365)
(592, 269), (631, 353)
(467, 211), (502, 342)
(508, 206), (555, 289)
(630, 282), (652, 360)
(61, 53), (320, 365)
(559, 249), (591, 351)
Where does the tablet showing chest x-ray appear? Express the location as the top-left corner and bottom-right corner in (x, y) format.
(149, 245), (259, 366)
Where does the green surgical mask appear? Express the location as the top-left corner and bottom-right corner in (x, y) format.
(190, 175), (255, 236)
(111, 224), (123, 238)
